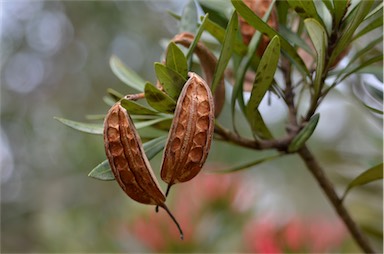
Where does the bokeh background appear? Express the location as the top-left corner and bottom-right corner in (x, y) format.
(1, 0), (382, 253)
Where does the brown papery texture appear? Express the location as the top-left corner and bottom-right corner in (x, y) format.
(103, 103), (166, 205)
(172, 32), (225, 117)
(161, 72), (215, 191)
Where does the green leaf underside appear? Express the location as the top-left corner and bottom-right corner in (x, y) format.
(279, 25), (313, 56)
(246, 36), (280, 139)
(120, 99), (159, 115)
(166, 42), (188, 78)
(55, 117), (103, 134)
(213, 154), (282, 173)
(154, 63), (187, 100)
(288, 114), (320, 152)
(88, 135), (168, 181)
(103, 96), (116, 107)
(342, 163), (383, 201)
(144, 83), (176, 113)
(304, 18), (327, 97)
(231, 0), (309, 77)
(88, 160), (114, 180)
(180, 0), (198, 33)
(109, 55), (146, 92)
(211, 11), (238, 93)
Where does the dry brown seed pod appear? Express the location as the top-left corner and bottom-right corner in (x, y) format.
(160, 72), (215, 196)
(103, 102), (183, 239)
(172, 32), (225, 118)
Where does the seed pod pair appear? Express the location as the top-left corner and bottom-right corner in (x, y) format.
(103, 72), (214, 239)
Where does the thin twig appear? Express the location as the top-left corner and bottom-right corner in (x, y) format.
(298, 145), (376, 253)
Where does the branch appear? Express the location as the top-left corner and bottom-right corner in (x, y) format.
(298, 145), (376, 253)
(214, 123), (293, 151)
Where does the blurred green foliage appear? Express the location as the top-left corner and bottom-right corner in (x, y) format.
(1, 0), (382, 253)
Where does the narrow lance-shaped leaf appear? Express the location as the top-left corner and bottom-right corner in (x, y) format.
(154, 63), (187, 100)
(120, 99), (159, 115)
(211, 11), (238, 93)
(107, 88), (124, 101)
(110, 55), (146, 92)
(328, 0), (374, 68)
(88, 160), (114, 180)
(144, 83), (176, 113)
(231, 0), (276, 132)
(89, 135), (168, 181)
(333, 0), (349, 30)
(166, 42), (188, 78)
(214, 154), (282, 173)
(341, 163), (383, 201)
(288, 114), (320, 152)
(232, 0), (309, 77)
(204, 17), (248, 56)
(287, 0), (325, 28)
(304, 18), (328, 98)
(247, 108), (274, 139)
(180, 0), (198, 33)
(54, 117), (103, 135)
(352, 13), (383, 41)
(186, 13), (209, 61)
(339, 55), (383, 82)
(246, 35), (280, 139)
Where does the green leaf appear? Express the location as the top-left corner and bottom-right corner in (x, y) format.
(288, 113), (320, 152)
(304, 18), (327, 97)
(107, 88), (124, 102)
(247, 109), (274, 139)
(333, 0), (349, 29)
(213, 154), (282, 173)
(363, 104), (383, 115)
(200, 1), (229, 28)
(54, 117), (103, 135)
(144, 83), (176, 113)
(339, 55), (383, 82)
(329, 1), (374, 68)
(246, 36), (280, 117)
(341, 163), (383, 201)
(279, 25), (314, 56)
(166, 42), (188, 78)
(347, 35), (383, 67)
(180, 0), (198, 33)
(204, 17), (248, 56)
(231, 1), (276, 131)
(134, 118), (172, 129)
(352, 13), (383, 41)
(288, 0), (325, 27)
(103, 96), (115, 107)
(322, 0), (333, 15)
(186, 14), (209, 61)
(88, 160), (114, 181)
(211, 11), (238, 93)
(120, 99), (159, 115)
(143, 135), (168, 160)
(154, 62), (187, 100)
(232, 0), (309, 77)
(88, 135), (168, 181)
(109, 55), (146, 92)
